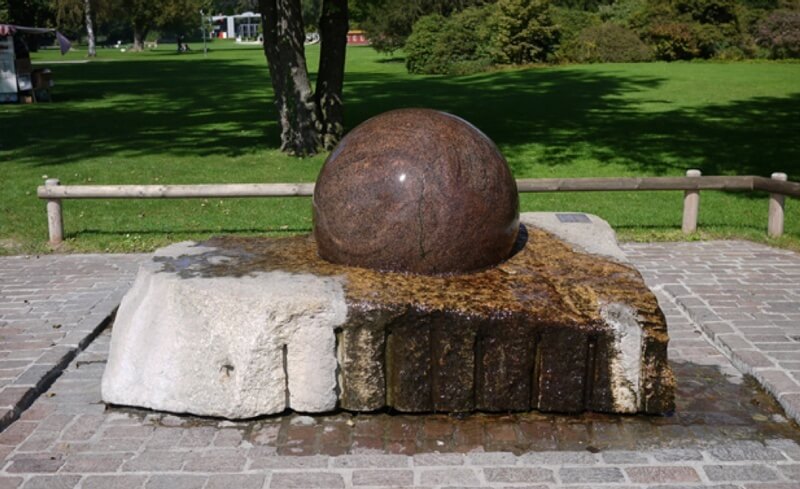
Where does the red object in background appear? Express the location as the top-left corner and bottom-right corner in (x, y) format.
(346, 30), (368, 45)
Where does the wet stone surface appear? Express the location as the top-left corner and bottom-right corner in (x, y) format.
(93, 348), (800, 456)
(312, 108), (519, 275)
(149, 225), (674, 415)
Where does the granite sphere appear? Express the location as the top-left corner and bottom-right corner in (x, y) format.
(313, 108), (519, 275)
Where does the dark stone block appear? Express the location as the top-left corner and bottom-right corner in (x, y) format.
(535, 328), (589, 413)
(338, 307), (397, 411)
(179, 222), (675, 415)
(386, 311), (433, 412)
(430, 315), (478, 412)
(476, 316), (536, 412)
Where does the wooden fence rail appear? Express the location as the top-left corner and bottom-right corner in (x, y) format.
(37, 171), (796, 246)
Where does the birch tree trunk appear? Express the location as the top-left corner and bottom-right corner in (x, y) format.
(84, 0), (96, 57)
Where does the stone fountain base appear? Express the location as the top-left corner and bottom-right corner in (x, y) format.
(101, 213), (675, 419)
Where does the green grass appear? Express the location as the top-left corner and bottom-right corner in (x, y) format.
(1, 40), (798, 254)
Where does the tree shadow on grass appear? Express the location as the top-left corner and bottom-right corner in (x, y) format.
(343, 69), (800, 179)
(2, 58), (799, 180)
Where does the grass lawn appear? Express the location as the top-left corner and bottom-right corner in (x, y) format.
(1, 41), (798, 254)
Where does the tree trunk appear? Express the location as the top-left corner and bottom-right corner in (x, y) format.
(132, 25), (147, 52)
(260, 0), (321, 156)
(315, 0), (349, 150)
(84, 0), (96, 57)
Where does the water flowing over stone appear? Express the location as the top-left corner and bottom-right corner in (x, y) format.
(101, 213), (675, 418)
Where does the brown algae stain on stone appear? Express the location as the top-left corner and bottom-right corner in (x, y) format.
(155, 226), (665, 336)
(149, 228), (675, 414)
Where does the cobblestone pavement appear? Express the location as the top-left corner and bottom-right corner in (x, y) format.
(0, 242), (798, 488)
(624, 241), (800, 424)
(0, 255), (145, 431)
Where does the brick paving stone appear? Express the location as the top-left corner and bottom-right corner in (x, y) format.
(6, 453), (64, 473)
(466, 452), (517, 465)
(766, 439), (800, 461)
(626, 466), (701, 483)
(708, 441), (787, 461)
(81, 475), (148, 489)
(249, 454), (329, 469)
(418, 468), (481, 486)
(484, 467), (555, 483)
(144, 474), (207, 489)
(0, 244), (799, 488)
(121, 450), (188, 472)
(19, 475), (80, 489)
(60, 453), (128, 472)
(647, 486), (741, 489)
(704, 464), (782, 481)
(204, 474), (266, 489)
(519, 451), (598, 465)
(269, 472), (345, 488)
(182, 450), (247, 472)
(650, 448), (705, 462)
(212, 428), (244, 447)
(352, 469), (415, 486)
(0, 254), (145, 430)
(624, 241), (800, 426)
(0, 478), (22, 489)
(750, 484), (800, 489)
(601, 450), (650, 464)
(776, 464), (800, 479)
(559, 466), (626, 483)
(332, 454), (409, 468)
(413, 453), (465, 466)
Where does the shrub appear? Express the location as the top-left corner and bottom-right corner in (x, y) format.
(405, 14), (448, 74)
(561, 22), (654, 61)
(756, 9), (800, 57)
(552, 7), (602, 43)
(598, 0), (650, 26)
(674, 0), (738, 24)
(405, 7), (493, 75)
(645, 20), (723, 59)
(490, 0), (561, 64)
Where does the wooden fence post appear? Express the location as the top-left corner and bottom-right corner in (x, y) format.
(682, 169), (701, 234)
(768, 172), (787, 238)
(45, 178), (64, 246)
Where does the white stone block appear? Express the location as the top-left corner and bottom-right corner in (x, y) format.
(101, 242), (347, 418)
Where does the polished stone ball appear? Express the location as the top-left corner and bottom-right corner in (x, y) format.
(313, 108), (519, 275)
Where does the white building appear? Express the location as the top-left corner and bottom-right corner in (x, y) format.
(211, 12), (260, 40)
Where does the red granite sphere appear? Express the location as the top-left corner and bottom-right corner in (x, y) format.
(313, 108), (519, 275)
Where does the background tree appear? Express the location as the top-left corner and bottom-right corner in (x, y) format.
(158, 0), (211, 40)
(6, 0), (56, 50)
(355, 0), (491, 53)
(120, 0), (160, 50)
(84, 0), (96, 55)
(302, 0), (322, 28)
(259, 0), (348, 155)
(55, 0), (97, 56)
(491, 0), (560, 64)
(757, 8), (800, 56)
(210, 0), (257, 14)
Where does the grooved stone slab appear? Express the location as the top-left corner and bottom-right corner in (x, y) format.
(102, 213), (674, 418)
